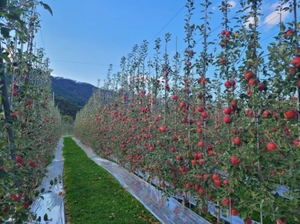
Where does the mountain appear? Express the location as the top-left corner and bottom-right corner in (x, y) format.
(50, 76), (98, 118)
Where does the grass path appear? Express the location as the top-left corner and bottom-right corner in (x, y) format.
(62, 137), (160, 224)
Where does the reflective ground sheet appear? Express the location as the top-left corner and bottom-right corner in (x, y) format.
(29, 138), (65, 224)
(73, 138), (211, 224)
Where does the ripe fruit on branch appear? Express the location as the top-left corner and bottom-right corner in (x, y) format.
(267, 142), (277, 151)
(187, 61), (192, 66)
(231, 208), (238, 216)
(165, 83), (170, 91)
(245, 217), (252, 224)
(11, 193), (21, 201)
(262, 110), (270, 118)
(171, 94), (178, 100)
(28, 160), (36, 167)
(16, 156), (23, 163)
(212, 173), (219, 180)
(231, 100), (237, 108)
(172, 135), (179, 141)
(284, 28), (293, 39)
(199, 159), (205, 165)
(244, 70), (254, 81)
(197, 106), (204, 112)
(222, 198), (231, 206)
(291, 57), (300, 68)
(248, 78), (258, 86)
(246, 109), (253, 116)
(283, 109), (297, 119)
(199, 188), (205, 195)
(214, 179), (222, 187)
(258, 82), (265, 91)
(185, 183), (192, 189)
(294, 138), (300, 147)
(233, 137), (242, 146)
(219, 58), (227, 64)
(176, 154), (183, 161)
(231, 155), (239, 165)
(223, 115), (232, 124)
(223, 107), (232, 115)
(201, 112), (208, 119)
(224, 80), (235, 88)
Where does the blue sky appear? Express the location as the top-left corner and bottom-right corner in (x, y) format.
(34, 0), (292, 87)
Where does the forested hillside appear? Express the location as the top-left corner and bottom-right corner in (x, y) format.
(50, 76), (97, 118)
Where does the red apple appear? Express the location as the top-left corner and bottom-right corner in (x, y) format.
(16, 156), (23, 163)
(223, 115), (232, 124)
(212, 173), (219, 180)
(231, 208), (238, 216)
(214, 179), (222, 187)
(185, 183), (192, 189)
(233, 137), (242, 146)
(223, 107), (232, 115)
(171, 94), (178, 100)
(191, 159), (197, 165)
(267, 142), (277, 151)
(244, 71), (254, 81)
(201, 112), (208, 119)
(284, 109), (297, 119)
(284, 28), (293, 39)
(231, 155), (239, 165)
(176, 154), (183, 161)
(291, 57), (300, 68)
(199, 159), (205, 165)
(223, 179), (229, 185)
(248, 78), (258, 86)
(224, 80), (233, 88)
(258, 82), (265, 91)
(197, 106), (204, 112)
(199, 188), (205, 195)
(222, 198), (230, 206)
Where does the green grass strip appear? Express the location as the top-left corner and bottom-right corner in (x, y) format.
(62, 137), (160, 224)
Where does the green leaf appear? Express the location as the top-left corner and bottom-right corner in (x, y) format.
(39, 2), (53, 16)
(0, 53), (10, 63)
(1, 27), (10, 38)
(0, 0), (6, 8)
(0, 169), (7, 178)
(43, 213), (49, 221)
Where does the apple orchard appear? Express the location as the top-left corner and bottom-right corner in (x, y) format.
(74, 0), (300, 223)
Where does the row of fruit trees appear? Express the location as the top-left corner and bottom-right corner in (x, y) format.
(74, 0), (300, 223)
(0, 0), (62, 223)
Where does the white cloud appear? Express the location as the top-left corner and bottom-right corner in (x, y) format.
(263, 3), (289, 27)
(244, 16), (260, 28)
(51, 73), (59, 77)
(228, 1), (236, 8)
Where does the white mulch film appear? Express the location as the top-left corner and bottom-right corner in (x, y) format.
(28, 138), (65, 224)
(29, 137), (278, 224)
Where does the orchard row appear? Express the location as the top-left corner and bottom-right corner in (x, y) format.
(0, 1), (62, 223)
(75, 0), (300, 223)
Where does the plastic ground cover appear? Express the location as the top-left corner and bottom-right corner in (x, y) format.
(25, 137), (290, 223)
(73, 138), (211, 224)
(28, 138), (65, 224)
